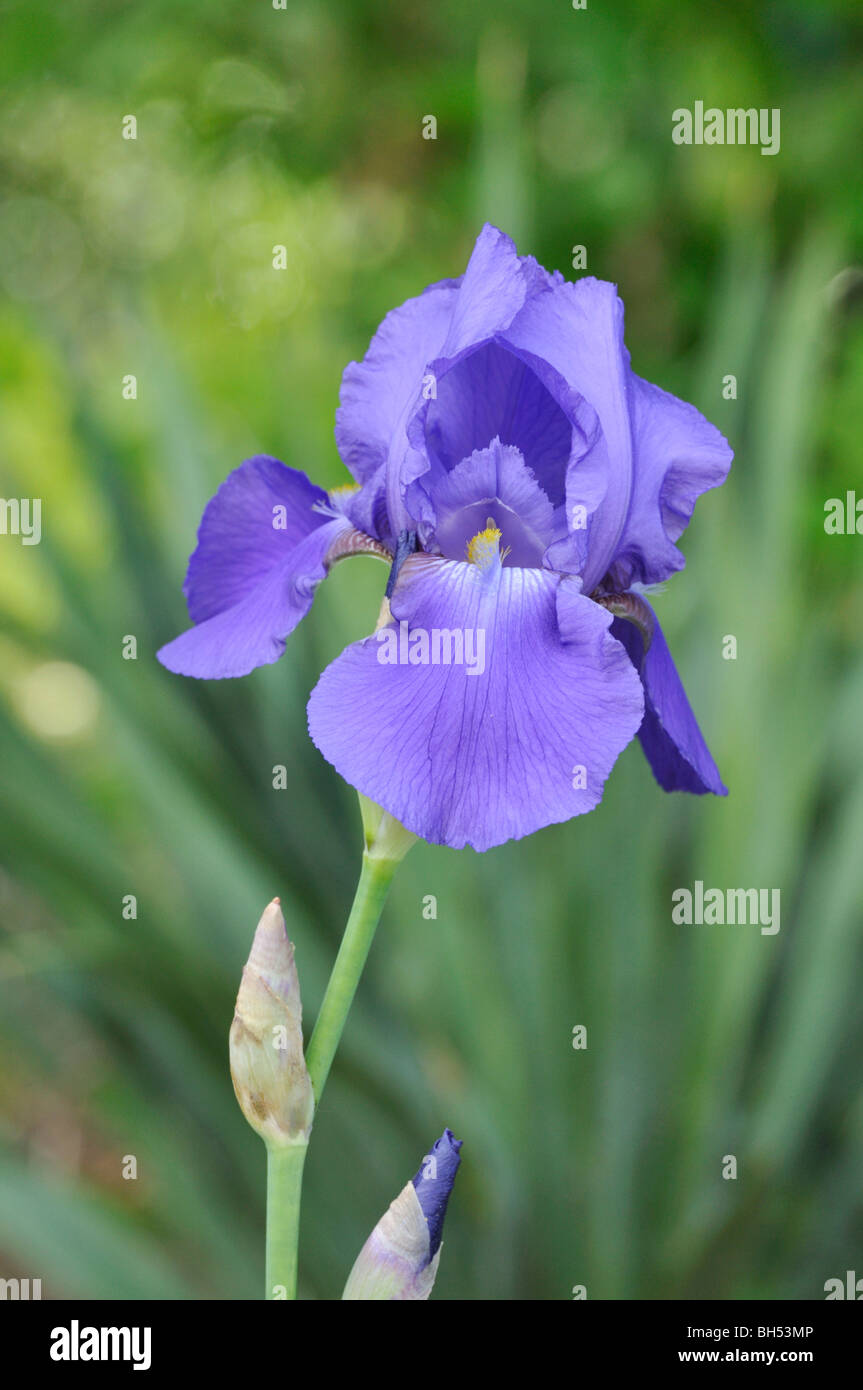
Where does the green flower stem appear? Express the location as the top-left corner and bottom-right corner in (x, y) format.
(265, 1141), (308, 1300)
(305, 851), (399, 1104)
(273, 805), (411, 1298)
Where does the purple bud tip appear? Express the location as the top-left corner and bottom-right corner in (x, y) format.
(412, 1127), (463, 1257)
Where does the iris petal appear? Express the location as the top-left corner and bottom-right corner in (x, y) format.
(439, 223), (536, 358)
(607, 375), (733, 588)
(182, 455), (329, 623)
(336, 280), (459, 489)
(307, 553), (644, 851)
(504, 276), (635, 592)
(158, 456), (349, 679)
(386, 226), (552, 533)
(613, 604), (727, 795)
(422, 341), (573, 504)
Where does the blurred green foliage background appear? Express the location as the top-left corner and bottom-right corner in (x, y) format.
(1, 0), (862, 1300)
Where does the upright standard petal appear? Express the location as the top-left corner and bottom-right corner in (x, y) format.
(335, 279), (459, 487)
(606, 376), (733, 589)
(419, 341), (574, 506)
(439, 223), (536, 359)
(613, 604), (727, 795)
(505, 277), (732, 591)
(503, 276), (635, 593)
(158, 455), (350, 679)
(307, 550), (644, 851)
(387, 226), (559, 534)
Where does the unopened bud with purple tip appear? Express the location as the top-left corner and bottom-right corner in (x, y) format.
(342, 1128), (462, 1300)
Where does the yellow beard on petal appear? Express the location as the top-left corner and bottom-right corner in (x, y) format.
(466, 519), (506, 570)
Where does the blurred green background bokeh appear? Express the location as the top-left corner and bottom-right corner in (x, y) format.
(1, 0), (862, 1299)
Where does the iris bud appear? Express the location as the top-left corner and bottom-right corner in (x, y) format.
(229, 899), (314, 1147)
(342, 1128), (462, 1300)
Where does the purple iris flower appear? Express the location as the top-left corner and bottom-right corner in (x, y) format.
(412, 1127), (463, 1259)
(158, 224), (731, 850)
